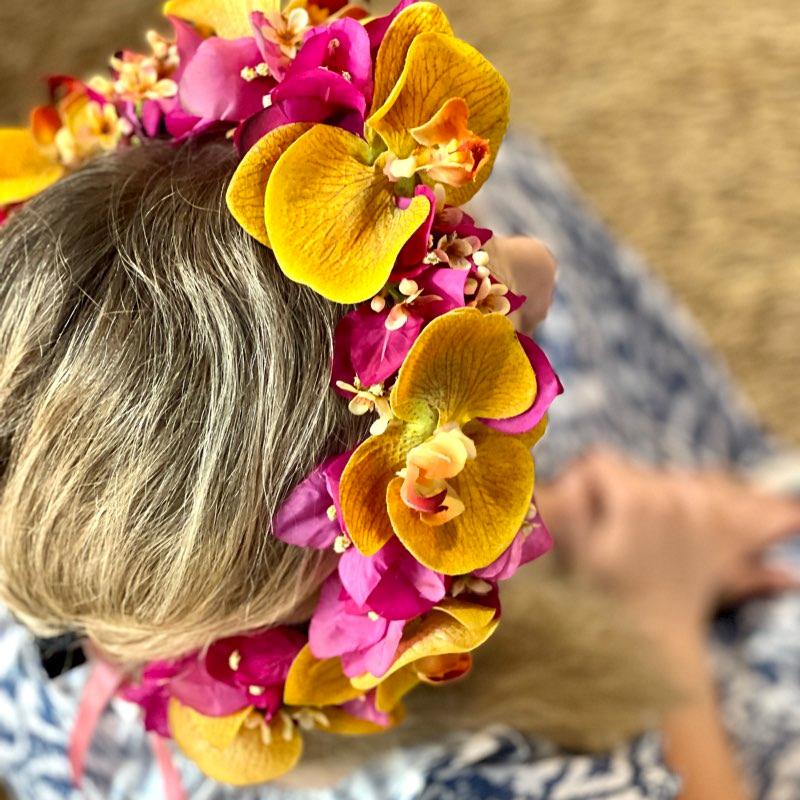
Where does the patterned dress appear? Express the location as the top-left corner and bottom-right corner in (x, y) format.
(1, 135), (798, 800)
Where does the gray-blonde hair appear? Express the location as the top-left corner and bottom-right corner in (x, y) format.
(0, 140), (671, 758)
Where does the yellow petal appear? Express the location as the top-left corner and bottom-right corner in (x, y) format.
(368, 32), (510, 208)
(390, 308), (536, 428)
(169, 701), (302, 785)
(340, 422), (428, 557)
(369, 2), (453, 121)
(436, 597), (498, 630)
(324, 703), (405, 735)
(374, 666), (419, 713)
(387, 424), (535, 574)
(0, 128), (64, 206)
(352, 600), (499, 691)
(517, 414), (548, 449)
(264, 124), (431, 303)
(168, 702), (252, 748)
(227, 123), (312, 246)
(284, 644), (363, 707)
(163, 0), (279, 38)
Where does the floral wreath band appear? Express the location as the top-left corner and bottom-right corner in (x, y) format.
(0, 0), (562, 786)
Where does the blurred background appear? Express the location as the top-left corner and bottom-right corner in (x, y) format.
(1, 0), (797, 443)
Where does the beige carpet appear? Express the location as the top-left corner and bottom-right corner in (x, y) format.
(2, 0), (798, 443)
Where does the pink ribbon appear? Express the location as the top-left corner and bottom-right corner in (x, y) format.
(70, 658), (187, 800)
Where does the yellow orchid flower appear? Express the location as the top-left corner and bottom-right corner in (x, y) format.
(163, 0), (281, 39)
(168, 702), (304, 785)
(284, 598), (499, 716)
(163, 0), (361, 40)
(169, 647), (404, 785)
(339, 307), (538, 575)
(0, 127), (64, 207)
(0, 84), (129, 209)
(226, 1), (510, 303)
(353, 599), (499, 710)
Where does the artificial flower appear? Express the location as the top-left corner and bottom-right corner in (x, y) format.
(338, 536), (446, 620)
(121, 656), (195, 738)
(340, 307), (539, 574)
(309, 574), (407, 677)
(168, 702), (303, 785)
(164, 0), (363, 43)
(227, 0), (510, 303)
(0, 79), (132, 207)
(272, 451), (351, 549)
(204, 627), (306, 714)
(235, 16), (372, 151)
(481, 334), (563, 435)
(288, 597), (498, 714)
(331, 265), (467, 390)
(236, 66), (367, 153)
(177, 35), (275, 124)
(474, 501), (553, 581)
(125, 626), (305, 736)
(0, 126), (63, 206)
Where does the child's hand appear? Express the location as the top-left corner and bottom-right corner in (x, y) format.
(540, 449), (800, 652)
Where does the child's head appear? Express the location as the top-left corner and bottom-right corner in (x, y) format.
(0, 139), (369, 661)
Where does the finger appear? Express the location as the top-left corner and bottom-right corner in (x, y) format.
(492, 236), (557, 331)
(722, 566), (800, 605)
(753, 495), (800, 547)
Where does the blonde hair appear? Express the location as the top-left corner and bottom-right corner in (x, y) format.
(0, 139), (368, 661)
(0, 140), (672, 755)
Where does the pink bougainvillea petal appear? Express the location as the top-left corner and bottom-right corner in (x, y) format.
(392, 184), (437, 279)
(291, 18), (373, 97)
(480, 334), (562, 435)
(272, 454), (346, 549)
(178, 36), (273, 123)
(474, 505), (553, 581)
(338, 537), (446, 620)
(333, 303), (424, 390)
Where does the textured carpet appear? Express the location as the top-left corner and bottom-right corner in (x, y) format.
(2, 0), (797, 443)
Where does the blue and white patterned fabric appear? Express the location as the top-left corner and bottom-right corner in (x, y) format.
(1, 134), (797, 799)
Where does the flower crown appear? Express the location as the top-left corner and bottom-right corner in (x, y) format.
(0, 0), (563, 786)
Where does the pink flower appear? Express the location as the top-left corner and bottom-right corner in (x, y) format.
(123, 627), (307, 733)
(332, 304), (424, 391)
(178, 35), (274, 125)
(340, 691), (392, 728)
(332, 266), (467, 389)
(480, 334), (562, 435)
(235, 68), (367, 154)
(203, 627), (306, 716)
(134, 17), (204, 139)
(364, 0), (417, 54)
(392, 185), (437, 280)
(474, 503), (553, 581)
(338, 537), (446, 620)
(292, 18), (372, 98)
(309, 575), (405, 678)
(272, 451), (351, 549)
(121, 655), (194, 737)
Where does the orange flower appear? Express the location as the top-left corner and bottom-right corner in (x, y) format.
(168, 647), (404, 784)
(164, 0), (364, 41)
(339, 307), (541, 575)
(227, 2), (510, 303)
(0, 85), (127, 207)
(285, 598), (499, 713)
